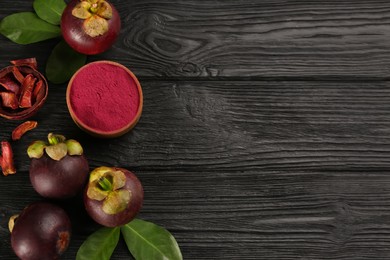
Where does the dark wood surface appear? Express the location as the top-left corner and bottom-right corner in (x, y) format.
(2, 0), (390, 259)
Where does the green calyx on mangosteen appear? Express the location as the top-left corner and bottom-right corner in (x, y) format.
(9, 202), (71, 260)
(27, 133), (89, 199)
(84, 166), (144, 227)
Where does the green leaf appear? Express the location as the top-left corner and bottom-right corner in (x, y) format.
(76, 227), (120, 260)
(0, 12), (61, 44)
(33, 0), (67, 25)
(46, 40), (87, 84)
(121, 219), (183, 260)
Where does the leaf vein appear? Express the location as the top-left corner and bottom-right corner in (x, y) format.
(124, 225), (168, 258)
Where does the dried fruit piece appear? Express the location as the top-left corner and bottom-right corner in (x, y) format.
(0, 141), (16, 176)
(0, 74), (20, 95)
(12, 121), (38, 141)
(32, 80), (43, 102)
(19, 74), (36, 108)
(0, 92), (18, 109)
(10, 58), (38, 70)
(12, 67), (25, 84)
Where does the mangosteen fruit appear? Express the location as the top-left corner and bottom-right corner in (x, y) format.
(27, 133), (89, 199)
(9, 202), (71, 260)
(84, 166), (144, 227)
(61, 0), (121, 55)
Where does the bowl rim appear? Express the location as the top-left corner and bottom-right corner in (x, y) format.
(66, 60), (143, 138)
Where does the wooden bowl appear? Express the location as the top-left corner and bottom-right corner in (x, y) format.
(0, 65), (48, 120)
(66, 61), (143, 138)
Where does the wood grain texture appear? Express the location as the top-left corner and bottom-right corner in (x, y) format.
(2, 0), (390, 78)
(109, 0), (390, 78)
(2, 80), (390, 172)
(1, 81), (390, 259)
(1, 0), (390, 259)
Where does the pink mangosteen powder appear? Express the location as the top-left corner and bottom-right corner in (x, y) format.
(69, 62), (140, 132)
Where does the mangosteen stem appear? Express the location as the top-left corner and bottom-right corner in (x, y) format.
(90, 6), (97, 13)
(90, 2), (99, 13)
(98, 177), (112, 191)
(48, 133), (59, 145)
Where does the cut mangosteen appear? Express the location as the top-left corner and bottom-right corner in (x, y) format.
(28, 133), (89, 199)
(84, 166), (144, 227)
(9, 202), (71, 260)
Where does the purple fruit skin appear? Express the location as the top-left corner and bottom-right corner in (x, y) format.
(84, 168), (144, 227)
(11, 202), (71, 260)
(29, 154), (89, 199)
(61, 0), (121, 55)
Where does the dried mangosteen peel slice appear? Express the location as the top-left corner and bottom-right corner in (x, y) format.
(27, 133), (84, 161)
(0, 92), (19, 110)
(86, 167), (131, 215)
(12, 121), (38, 141)
(10, 58), (38, 70)
(19, 74), (36, 108)
(0, 141), (16, 176)
(72, 0), (113, 37)
(0, 74), (20, 95)
(12, 67), (25, 84)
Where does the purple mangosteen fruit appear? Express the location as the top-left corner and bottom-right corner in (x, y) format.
(61, 0), (121, 55)
(9, 202), (71, 260)
(27, 133), (89, 199)
(84, 166), (144, 227)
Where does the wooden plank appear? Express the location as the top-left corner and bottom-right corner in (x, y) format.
(108, 0), (390, 78)
(2, 80), (390, 171)
(2, 0), (390, 78)
(1, 80), (390, 259)
(2, 169), (390, 259)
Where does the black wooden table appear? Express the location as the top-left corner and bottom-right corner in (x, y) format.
(2, 0), (390, 259)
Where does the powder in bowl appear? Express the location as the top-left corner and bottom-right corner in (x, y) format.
(66, 61), (143, 138)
